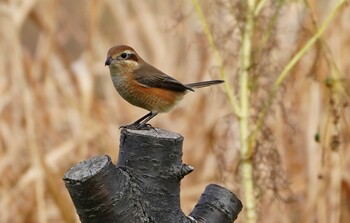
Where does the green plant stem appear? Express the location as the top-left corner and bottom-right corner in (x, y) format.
(304, 0), (349, 98)
(254, 0), (267, 16)
(191, 0), (241, 117)
(249, 0), (347, 149)
(240, 0), (257, 222)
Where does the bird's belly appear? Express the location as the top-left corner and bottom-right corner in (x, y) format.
(112, 75), (184, 113)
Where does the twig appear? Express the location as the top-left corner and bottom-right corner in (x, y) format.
(191, 0), (241, 117)
(250, 0), (347, 149)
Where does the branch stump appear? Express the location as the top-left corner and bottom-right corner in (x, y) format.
(64, 128), (242, 222)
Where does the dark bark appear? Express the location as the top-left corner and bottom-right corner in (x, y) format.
(64, 128), (242, 223)
(189, 184), (242, 223)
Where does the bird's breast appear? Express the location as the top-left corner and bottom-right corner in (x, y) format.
(111, 74), (185, 113)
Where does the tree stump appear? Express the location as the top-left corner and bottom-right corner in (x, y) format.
(64, 128), (242, 223)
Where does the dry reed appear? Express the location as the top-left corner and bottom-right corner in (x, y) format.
(0, 0), (349, 223)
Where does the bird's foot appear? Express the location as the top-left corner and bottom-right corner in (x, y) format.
(119, 122), (154, 131)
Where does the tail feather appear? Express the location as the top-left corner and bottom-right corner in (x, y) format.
(185, 80), (224, 89)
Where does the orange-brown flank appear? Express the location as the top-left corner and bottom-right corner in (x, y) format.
(112, 73), (185, 113)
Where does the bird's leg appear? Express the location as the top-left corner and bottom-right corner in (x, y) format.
(133, 111), (154, 125)
(138, 112), (158, 125)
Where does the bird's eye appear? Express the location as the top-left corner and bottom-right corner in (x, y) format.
(120, 53), (128, 59)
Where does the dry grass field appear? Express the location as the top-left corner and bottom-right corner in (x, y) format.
(0, 0), (349, 222)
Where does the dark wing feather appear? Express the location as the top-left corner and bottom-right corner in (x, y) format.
(133, 63), (193, 92)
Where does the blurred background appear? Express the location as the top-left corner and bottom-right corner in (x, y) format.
(0, 0), (349, 222)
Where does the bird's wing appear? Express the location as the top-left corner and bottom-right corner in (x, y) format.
(133, 63), (193, 92)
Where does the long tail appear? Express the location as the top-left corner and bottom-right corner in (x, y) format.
(185, 80), (224, 89)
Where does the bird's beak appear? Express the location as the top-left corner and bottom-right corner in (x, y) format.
(105, 57), (112, 66)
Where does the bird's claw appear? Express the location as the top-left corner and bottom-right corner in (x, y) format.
(119, 123), (154, 131)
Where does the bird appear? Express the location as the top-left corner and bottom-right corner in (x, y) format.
(105, 45), (224, 129)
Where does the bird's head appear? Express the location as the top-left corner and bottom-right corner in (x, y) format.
(105, 45), (142, 75)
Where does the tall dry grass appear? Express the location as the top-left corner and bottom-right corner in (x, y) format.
(0, 0), (349, 223)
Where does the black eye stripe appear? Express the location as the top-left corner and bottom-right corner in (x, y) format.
(118, 52), (138, 62)
(128, 53), (138, 62)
